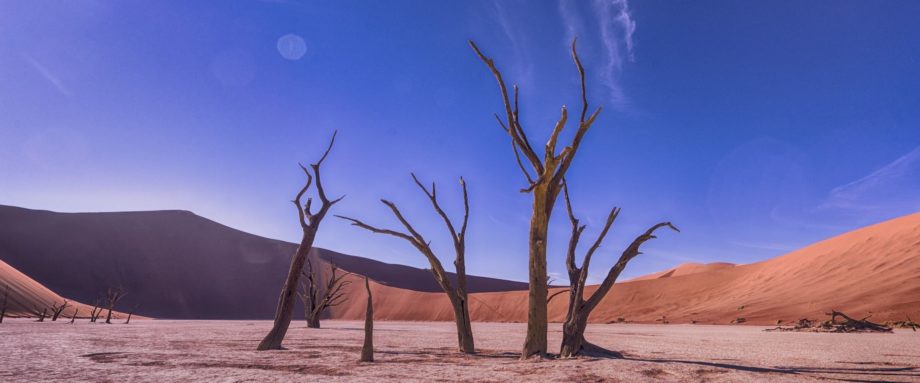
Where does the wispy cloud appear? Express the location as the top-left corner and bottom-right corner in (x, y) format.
(595, 0), (636, 105)
(820, 146), (920, 212)
(491, 1), (535, 85)
(558, 0), (636, 106)
(21, 53), (72, 98)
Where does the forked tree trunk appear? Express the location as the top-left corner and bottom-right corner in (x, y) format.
(558, 184), (677, 358)
(471, 39), (602, 358)
(360, 276), (374, 362)
(258, 132), (343, 351)
(339, 174), (475, 354)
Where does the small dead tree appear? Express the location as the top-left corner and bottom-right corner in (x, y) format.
(104, 287), (127, 324)
(471, 39), (603, 358)
(360, 276), (374, 362)
(89, 298), (102, 323)
(559, 184), (678, 358)
(31, 307), (48, 322)
(339, 174), (475, 354)
(124, 304), (139, 324)
(258, 131), (344, 351)
(50, 300), (70, 321)
(298, 258), (351, 329)
(0, 284), (9, 324)
(70, 309), (78, 324)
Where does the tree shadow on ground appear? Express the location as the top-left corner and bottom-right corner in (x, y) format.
(624, 356), (918, 383)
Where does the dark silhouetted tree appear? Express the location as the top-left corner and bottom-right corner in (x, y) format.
(339, 174), (475, 354)
(299, 258), (351, 328)
(470, 39), (603, 358)
(558, 184), (677, 357)
(258, 131), (344, 351)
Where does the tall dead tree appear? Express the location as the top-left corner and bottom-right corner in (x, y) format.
(50, 300), (69, 321)
(258, 131), (344, 351)
(0, 285), (8, 324)
(559, 184), (678, 357)
(360, 276), (374, 362)
(104, 287), (126, 324)
(470, 39), (603, 358)
(298, 258), (351, 328)
(338, 174), (475, 354)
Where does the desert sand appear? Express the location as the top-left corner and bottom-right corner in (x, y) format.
(0, 259), (98, 319)
(327, 211), (920, 325)
(1, 319), (917, 382)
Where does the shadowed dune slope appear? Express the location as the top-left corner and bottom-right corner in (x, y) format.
(327, 212), (920, 325)
(0, 205), (526, 319)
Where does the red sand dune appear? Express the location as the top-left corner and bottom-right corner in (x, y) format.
(3, 204), (918, 324)
(0, 259), (99, 318)
(327, 212), (920, 325)
(626, 262), (736, 281)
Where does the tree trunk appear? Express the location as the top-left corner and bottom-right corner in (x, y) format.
(258, 236), (315, 350)
(559, 312), (589, 358)
(70, 309), (78, 324)
(522, 187), (551, 358)
(37, 308), (46, 322)
(307, 313), (320, 329)
(360, 277), (374, 362)
(450, 294), (475, 354)
(125, 312), (133, 324)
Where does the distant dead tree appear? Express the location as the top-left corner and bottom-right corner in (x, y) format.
(298, 258), (351, 329)
(124, 304), (140, 324)
(258, 131), (344, 351)
(0, 284), (8, 324)
(31, 307), (47, 322)
(470, 39), (604, 358)
(339, 174), (475, 354)
(104, 287), (127, 324)
(50, 300), (70, 321)
(558, 184), (677, 358)
(360, 276), (374, 362)
(89, 298), (103, 323)
(69, 309), (78, 324)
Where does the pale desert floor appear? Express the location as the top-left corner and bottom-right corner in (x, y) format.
(1, 319), (918, 382)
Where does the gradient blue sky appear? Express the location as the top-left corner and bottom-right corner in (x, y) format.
(2, 1), (919, 282)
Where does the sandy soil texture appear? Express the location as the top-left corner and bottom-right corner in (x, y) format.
(1, 319), (917, 382)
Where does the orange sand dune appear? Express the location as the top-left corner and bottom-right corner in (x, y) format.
(328, 212), (920, 325)
(0, 259), (102, 318)
(626, 262), (735, 281)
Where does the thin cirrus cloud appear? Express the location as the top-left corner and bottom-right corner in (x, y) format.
(557, 0), (636, 106)
(819, 146), (920, 215)
(21, 53), (72, 98)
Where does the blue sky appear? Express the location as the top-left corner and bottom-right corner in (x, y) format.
(2, 1), (919, 282)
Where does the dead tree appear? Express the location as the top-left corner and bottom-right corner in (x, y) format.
(89, 298), (102, 323)
(104, 287), (127, 324)
(50, 300), (70, 321)
(339, 174), (475, 354)
(559, 184), (678, 358)
(470, 39), (603, 358)
(124, 304), (139, 324)
(31, 307), (47, 322)
(0, 284), (8, 324)
(298, 258), (351, 329)
(70, 309), (78, 324)
(360, 276), (374, 362)
(258, 131), (344, 351)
